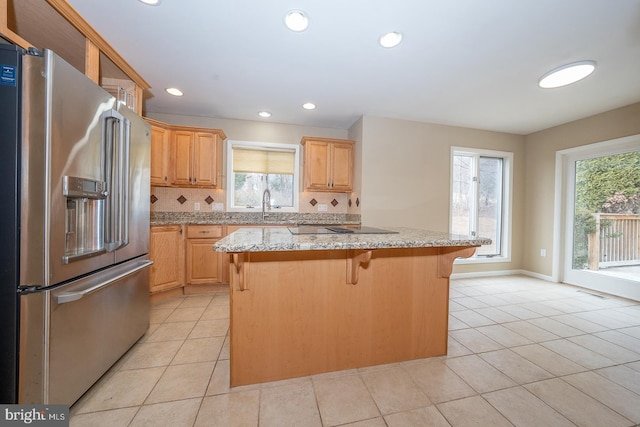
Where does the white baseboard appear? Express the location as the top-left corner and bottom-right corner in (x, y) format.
(451, 269), (556, 283)
(451, 269), (523, 280)
(520, 270), (556, 282)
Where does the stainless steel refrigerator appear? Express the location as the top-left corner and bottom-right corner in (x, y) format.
(0, 44), (152, 404)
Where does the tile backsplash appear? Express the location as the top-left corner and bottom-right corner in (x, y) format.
(150, 187), (361, 215)
(150, 187), (225, 213)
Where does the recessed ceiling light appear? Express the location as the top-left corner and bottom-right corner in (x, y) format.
(138, 0), (160, 5)
(165, 87), (183, 96)
(258, 111), (272, 118)
(379, 32), (402, 48)
(285, 10), (309, 32)
(538, 60), (596, 88)
(302, 102), (316, 110)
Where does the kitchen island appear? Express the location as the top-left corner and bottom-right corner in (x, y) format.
(214, 227), (490, 386)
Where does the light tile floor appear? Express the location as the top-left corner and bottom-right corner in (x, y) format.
(69, 275), (640, 426)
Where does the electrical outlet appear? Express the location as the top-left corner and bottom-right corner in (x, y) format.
(212, 202), (224, 211)
(540, 249), (546, 257)
(318, 204), (328, 212)
(194, 202), (201, 211)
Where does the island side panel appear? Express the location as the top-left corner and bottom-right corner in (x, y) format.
(228, 247), (473, 386)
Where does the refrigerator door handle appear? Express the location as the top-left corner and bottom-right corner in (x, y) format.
(102, 109), (130, 252)
(121, 118), (130, 247)
(55, 260), (153, 304)
(102, 110), (113, 250)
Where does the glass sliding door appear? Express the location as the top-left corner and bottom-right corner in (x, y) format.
(562, 136), (640, 300)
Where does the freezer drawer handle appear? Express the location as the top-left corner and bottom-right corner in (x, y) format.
(56, 260), (153, 304)
(62, 248), (107, 265)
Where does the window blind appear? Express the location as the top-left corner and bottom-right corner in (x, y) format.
(232, 147), (295, 174)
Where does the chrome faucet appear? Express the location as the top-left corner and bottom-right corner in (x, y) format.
(262, 189), (271, 221)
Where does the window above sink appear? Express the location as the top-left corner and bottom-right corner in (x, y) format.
(226, 140), (300, 212)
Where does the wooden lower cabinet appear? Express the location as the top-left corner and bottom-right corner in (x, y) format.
(149, 225), (184, 294)
(186, 225), (226, 286)
(151, 224), (296, 296)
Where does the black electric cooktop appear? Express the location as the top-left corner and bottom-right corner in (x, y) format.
(288, 225), (398, 235)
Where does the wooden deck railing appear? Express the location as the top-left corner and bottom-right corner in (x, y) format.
(587, 213), (640, 270)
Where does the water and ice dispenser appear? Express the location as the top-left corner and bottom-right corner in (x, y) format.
(62, 176), (107, 263)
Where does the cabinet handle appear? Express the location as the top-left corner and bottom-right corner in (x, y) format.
(164, 176), (168, 181)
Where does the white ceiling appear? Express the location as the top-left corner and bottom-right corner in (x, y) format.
(67, 0), (640, 135)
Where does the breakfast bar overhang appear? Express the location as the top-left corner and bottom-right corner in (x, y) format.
(214, 227), (490, 387)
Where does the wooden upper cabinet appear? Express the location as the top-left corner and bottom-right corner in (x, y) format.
(145, 118), (171, 186)
(193, 132), (218, 187)
(172, 130), (194, 186)
(327, 142), (354, 191)
(146, 119), (226, 189)
(1, 0), (150, 114)
(170, 126), (225, 188)
(301, 137), (355, 192)
(303, 140), (330, 190)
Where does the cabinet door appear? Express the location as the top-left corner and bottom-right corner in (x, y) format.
(149, 225), (184, 293)
(330, 142), (354, 192)
(150, 125), (170, 185)
(192, 132), (218, 187)
(186, 238), (223, 284)
(171, 131), (193, 186)
(304, 140), (331, 190)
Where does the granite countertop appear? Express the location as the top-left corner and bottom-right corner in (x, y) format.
(213, 227), (491, 252)
(150, 212), (361, 226)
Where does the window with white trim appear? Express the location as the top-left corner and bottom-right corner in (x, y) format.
(450, 147), (512, 261)
(226, 140), (299, 212)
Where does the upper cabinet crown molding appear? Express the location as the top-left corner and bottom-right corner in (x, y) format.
(1, 0), (149, 112)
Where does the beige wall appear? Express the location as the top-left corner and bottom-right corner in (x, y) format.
(353, 115), (526, 275)
(348, 117), (364, 213)
(523, 102), (640, 278)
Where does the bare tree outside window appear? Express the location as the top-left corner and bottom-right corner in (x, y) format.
(234, 173), (294, 208)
